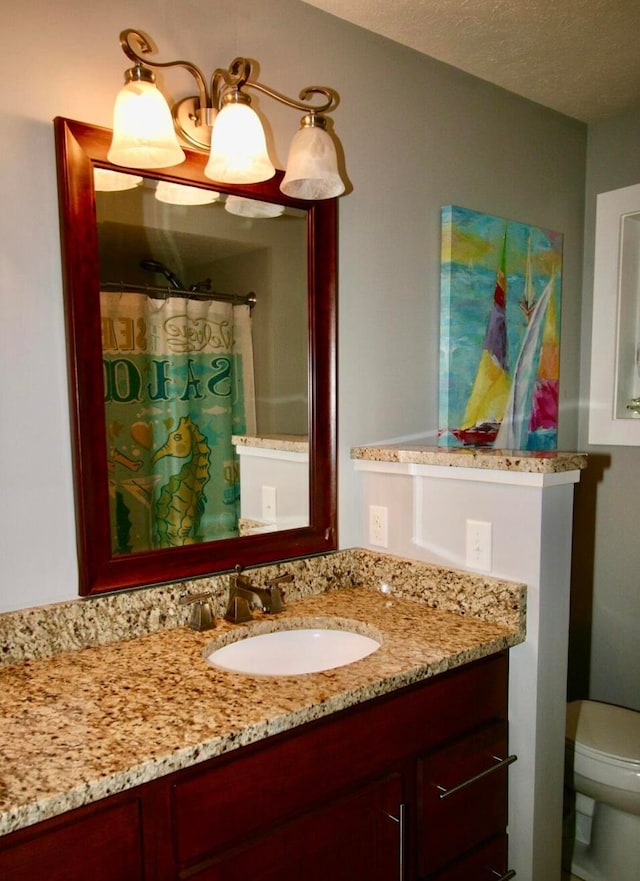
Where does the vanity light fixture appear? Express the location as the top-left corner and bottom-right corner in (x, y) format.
(108, 29), (345, 200)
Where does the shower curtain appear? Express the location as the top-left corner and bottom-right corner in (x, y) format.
(100, 291), (256, 554)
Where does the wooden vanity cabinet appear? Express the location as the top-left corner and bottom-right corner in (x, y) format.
(0, 651), (513, 881)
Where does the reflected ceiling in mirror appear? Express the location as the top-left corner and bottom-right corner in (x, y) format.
(54, 118), (337, 596)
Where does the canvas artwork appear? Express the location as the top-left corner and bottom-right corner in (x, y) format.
(439, 205), (563, 450)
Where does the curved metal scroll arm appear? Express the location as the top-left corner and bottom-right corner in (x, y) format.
(120, 29), (210, 123)
(222, 59), (340, 115)
(119, 28), (339, 130)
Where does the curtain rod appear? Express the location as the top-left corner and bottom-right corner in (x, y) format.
(101, 281), (256, 308)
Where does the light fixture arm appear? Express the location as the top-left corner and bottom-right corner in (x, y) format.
(117, 29), (339, 151)
(211, 58), (338, 115)
(210, 57), (252, 107)
(119, 29), (210, 125)
(231, 70), (339, 116)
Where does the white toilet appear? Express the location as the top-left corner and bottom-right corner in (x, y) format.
(564, 699), (640, 881)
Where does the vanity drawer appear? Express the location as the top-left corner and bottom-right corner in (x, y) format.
(170, 704), (406, 866)
(425, 834), (510, 881)
(418, 720), (512, 876)
(182, 772), (403, 881)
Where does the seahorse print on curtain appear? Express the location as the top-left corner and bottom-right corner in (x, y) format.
(152, 415), (211, 546)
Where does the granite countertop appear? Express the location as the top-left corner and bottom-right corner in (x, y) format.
(233, 434), (309, 454)
(0, 560), (525, 838)
(351, 444), (588, 473)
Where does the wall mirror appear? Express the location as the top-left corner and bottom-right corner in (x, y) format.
(589, 182), (640, 445)
(55, 117), (337, 596)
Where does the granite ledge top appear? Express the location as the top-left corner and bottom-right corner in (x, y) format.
(233, 434), (309, 453)
(351, 444), (588, 473)
(0, 584), (524, 837)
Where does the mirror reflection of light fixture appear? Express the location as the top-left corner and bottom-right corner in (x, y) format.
(93, 168), (142, 191)
(155, 180), (220, 205)
(107, 29), (345, 200)
(224, 195), (285, 218)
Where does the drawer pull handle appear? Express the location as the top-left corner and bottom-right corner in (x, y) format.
(385, 802), (407, 881)
(491, 870), (516, 880)
(436, 754), (517, 799)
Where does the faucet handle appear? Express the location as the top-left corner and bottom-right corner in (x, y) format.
(232, 564), (256, 591)
(266, 574), (293, 587)
(265, 574), (292, 613)
(180, 591), (216, 631)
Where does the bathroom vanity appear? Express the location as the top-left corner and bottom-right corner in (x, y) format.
(0, 653), (510, 881)
(0, 553), (525, 880)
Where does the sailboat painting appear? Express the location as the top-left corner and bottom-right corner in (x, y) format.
(439, 205), (563, 450)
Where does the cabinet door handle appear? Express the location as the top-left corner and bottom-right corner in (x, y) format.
(385, 802), (407, 881)
(491, 870), (516, 880)
(436, 754), (517, 799)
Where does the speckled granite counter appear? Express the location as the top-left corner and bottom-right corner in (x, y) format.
(0, 549), (525, 837)
(351, 444), (587, 473)
(233, 434), (309, 454)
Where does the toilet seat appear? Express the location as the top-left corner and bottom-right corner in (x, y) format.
(566, 700), (640, 794)
(564, 700), (640, 881)
(566, 700), (640, 763)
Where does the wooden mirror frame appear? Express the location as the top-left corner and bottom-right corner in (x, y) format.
(54, 117), (337, 596)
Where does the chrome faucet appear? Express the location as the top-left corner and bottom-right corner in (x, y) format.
(224, 566), (291, 623)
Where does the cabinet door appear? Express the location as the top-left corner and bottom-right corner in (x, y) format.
(186, 773), (404, 881)
(0, 796), (145, 881)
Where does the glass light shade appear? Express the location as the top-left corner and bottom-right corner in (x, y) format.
(155, 181), (220, 205)
(224, 195), (285, 218)
(280, 125), (345, 200)
(205, 102), (275, 184)
(108, 80), (186, 169)
(93, 168), (142, 192)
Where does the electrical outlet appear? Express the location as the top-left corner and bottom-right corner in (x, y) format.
(261, 485), (277, 522)
(369, 505), (389, 547)
(466, 519), (492, 572)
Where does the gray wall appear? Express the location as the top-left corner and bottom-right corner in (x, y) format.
(335, 33), (586, 543)
(570, 109), (640, 712)
(1, 0), (586, 618)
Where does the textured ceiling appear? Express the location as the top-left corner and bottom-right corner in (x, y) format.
(302, 0), (640, 122)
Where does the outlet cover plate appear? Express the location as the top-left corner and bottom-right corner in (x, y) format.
(466, 519), (492, 572)
(369, 505), (389, 547)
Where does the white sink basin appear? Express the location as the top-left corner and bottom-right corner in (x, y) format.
(206, 627), (381, 676)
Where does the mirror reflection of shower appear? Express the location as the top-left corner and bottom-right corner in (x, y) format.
(95, 169), (308, 436)
(139, 259), (212, 294)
